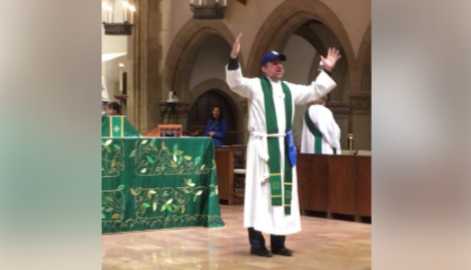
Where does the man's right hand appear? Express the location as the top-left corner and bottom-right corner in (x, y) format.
(230, 33), (242, 59)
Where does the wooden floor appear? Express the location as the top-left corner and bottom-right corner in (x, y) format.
(103, 205), (371, 270)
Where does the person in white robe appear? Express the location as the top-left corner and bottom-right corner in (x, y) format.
(301, 98), (341, 155)
(225, 33), (341, 257)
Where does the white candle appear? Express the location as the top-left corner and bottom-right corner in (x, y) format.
(119, 73), (123, 93)
(102, 3), (112, 23)
(111, 2), (115, 23)
(121, 1), (128, 22)
(118, 63), (125, 93)
(106, 6), (112, 23)
(129, 5), (136, 24)
(198, 0), (202, 6)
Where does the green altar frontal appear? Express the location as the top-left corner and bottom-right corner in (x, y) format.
(101, 116), (224, 233)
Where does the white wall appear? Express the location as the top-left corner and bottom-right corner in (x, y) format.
(283, 34), (318, 145)
(283, 35), (317, 84)
(102, 56), (128, 101)
(189, 36), (230, 90)
(102, 31), (127, 54)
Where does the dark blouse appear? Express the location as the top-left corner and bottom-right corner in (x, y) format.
(204, 119), (227, 147)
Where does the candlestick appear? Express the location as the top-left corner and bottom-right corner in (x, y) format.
(118, 63), (125, 93)
(347, 133), (354, 150)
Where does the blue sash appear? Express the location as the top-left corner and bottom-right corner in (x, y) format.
(285, 130), (297, 166)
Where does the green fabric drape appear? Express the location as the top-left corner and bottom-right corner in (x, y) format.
(102, 137), (224, 233)
(304, 110), (323, 154)
(101, 115), (140, 138)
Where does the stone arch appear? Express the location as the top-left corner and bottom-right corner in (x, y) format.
(246, 0), (355, 78)
(164, 19), (239, 102)
(186, 79), (244, 144)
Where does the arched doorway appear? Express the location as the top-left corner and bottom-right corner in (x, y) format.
(187, 89), (239, 145)
(245, 0), (355, 145)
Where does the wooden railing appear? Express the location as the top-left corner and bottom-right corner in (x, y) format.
(214, 149), (371, 220)
(297, 154), (371, 219)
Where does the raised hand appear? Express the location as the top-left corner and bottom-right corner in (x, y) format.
(230, 33), (243, 59)
(320, 48), (342, 72)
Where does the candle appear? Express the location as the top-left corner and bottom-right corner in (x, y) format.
(102, 3), (112, 23)
(347, 133), (354, 150)
(119, 72), (123, 93)
(111, 1), (115, 23)
(129, 5), (136, 24)
(122, 1), (128, 22)
(198, 0), (202, 6)
(107, 6), (113, 23)
(101, 3), (105, 22)
(119, 63), (125, 93)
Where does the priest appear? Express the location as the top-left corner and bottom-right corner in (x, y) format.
(301, 97), (342, 155)
(225, 33), (341, 257)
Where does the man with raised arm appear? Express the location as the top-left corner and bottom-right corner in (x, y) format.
(225, 33), (341, 257)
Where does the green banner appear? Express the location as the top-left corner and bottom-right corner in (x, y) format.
(101, 115), (140, 138)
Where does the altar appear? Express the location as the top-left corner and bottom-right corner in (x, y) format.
(101, 116), (223, 233)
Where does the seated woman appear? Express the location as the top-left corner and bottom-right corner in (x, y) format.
(203, 106), (227, 147)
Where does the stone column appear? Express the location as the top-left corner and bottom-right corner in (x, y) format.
(128, 0), (163, 132)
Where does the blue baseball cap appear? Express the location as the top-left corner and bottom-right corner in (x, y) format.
(260, 50), (286, 66)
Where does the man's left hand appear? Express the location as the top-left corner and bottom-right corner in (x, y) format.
(320, 48), (342, 72)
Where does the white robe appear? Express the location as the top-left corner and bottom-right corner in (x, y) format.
(301, 104), (341, 155)
(225, 66), (336, 235)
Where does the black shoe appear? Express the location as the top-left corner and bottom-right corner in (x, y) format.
(271, 247), (293, 256)
(250, 247), (272, 257)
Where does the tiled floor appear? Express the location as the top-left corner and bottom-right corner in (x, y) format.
(103, 205), (371, 270)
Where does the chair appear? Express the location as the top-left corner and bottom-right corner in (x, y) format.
(215, 144), (246, 204)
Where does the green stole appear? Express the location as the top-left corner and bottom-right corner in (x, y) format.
(304, 110), (323, 154)
(304, 110), (337, 155)
(260, 76), (293, 215)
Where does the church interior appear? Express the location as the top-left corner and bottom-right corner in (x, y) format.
(101, 0), (371, 269)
